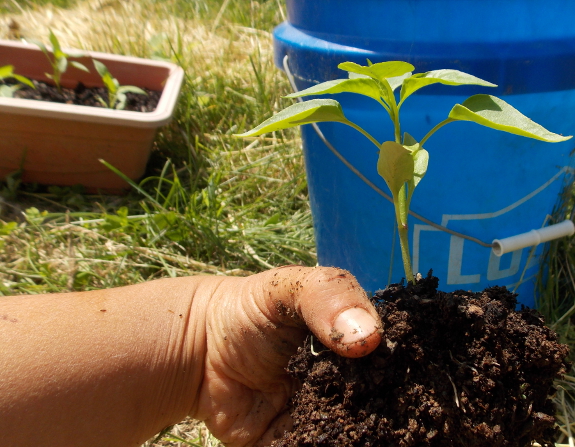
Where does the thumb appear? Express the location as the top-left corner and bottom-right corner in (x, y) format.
(256, 266), (382, 358)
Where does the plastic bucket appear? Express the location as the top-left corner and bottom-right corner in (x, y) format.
(273, 0), (575, 307)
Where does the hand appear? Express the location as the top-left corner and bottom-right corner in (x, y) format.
(0, 266), (380, 447)
(192, 266), (381, 446)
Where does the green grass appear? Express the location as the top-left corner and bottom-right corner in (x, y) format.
(535, 185), (575, 445)
(0, 1), (308, 443)
(1, 0), (79, 13)
(0, 0), (314, 299)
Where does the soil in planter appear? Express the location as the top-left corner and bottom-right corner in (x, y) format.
(272, 273), (570, 447)
(12, 79), (161, 112)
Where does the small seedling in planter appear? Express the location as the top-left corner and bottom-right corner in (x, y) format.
(32, 29), (90, 92)
(92, 59), (147, 110)
(237, 60), (572, 284)
(0, 65), (35, 97)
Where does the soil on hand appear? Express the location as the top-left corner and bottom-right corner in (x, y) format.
(273, 274), (569, 447)
(13, 79), (161, 112)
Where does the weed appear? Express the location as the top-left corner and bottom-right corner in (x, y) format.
(31, 29), (89, 91)
(93, 59), (147, 109)
(0, 65), (34, 97)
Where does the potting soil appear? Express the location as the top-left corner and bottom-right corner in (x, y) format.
(272, 274), (569, 447)
(14, 79), (160, 112)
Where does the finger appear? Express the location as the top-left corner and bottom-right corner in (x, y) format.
(251, 266), (381, 358)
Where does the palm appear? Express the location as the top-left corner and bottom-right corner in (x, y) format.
(193, 267), (381, 446)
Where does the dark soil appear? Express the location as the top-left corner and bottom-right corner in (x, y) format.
(12, 79), (161, 112)
(273, 274), (570, 447)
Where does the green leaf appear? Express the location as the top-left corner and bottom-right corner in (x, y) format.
(53, 49), (66, 62)
(30, 39), (48, 55)
(378, 79), (396, 112)
(285, 78), (381, 102)
(56, 57), (67, 75)
(338, 61), (414, 83)
(101, 72), (117, 95)
(388, 72), (412, 92)
(70, 61), (90, 73)
(115, 92), (127, 110)
(409, 145), (429, 191)
(118, 85), (147, 95)
(95, 95), (108, 108)
(235, 99), (351, 137)
(0, 66), (33, 92)
(400, 70), (496, 105)
(264, 213), (281, 226)
(448, 94), (572, 142)
(347, 72), (369, 80)
(93, 60), (109, 78)
(0, 221), (17, 236)
(67, 50), (87, 58)
(0, 84), (21, 97)
(48, 29), (61, 54)
(13, 74), (35, 89)
(403, 132), (417, 147)
(0, 65), (14, 79)
(377, 141), (414, 198)
(24, 207), (47, 225)
(117, 206), (129, 219)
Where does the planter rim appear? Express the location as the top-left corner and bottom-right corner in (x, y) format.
(0, 39), (184, 129)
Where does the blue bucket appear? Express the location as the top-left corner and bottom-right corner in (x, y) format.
(273, 0), (575, 307)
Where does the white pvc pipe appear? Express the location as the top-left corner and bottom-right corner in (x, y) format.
(492, 219), (575, 256)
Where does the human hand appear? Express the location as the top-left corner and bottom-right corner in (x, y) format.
(192, 266), (381, 446)
(0, 265), (380, 447)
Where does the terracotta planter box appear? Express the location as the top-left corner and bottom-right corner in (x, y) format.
(0, 39), (184, 193)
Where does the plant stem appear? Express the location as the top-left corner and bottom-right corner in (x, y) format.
(386, 86), (401, 143)
(419, 118), (454, 147)
(393, 190), (414, 284)
(347, 122), (381, 149)
(392, 106), (402, 144)
(398, 223), (414, 284)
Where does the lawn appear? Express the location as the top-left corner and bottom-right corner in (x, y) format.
(1, 0), (574, 445)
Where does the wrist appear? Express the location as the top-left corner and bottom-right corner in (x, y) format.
(147, 276), (216, 427)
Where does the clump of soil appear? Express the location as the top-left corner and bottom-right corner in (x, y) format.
(273, 274), (569, 447)
(12, 79), (161, 112)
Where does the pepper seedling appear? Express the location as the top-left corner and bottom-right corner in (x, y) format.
(93, 60), (147, 110)
(32, 29), (90, 92)
(0, 65), (35, 97)
(236, 60), (572, 284)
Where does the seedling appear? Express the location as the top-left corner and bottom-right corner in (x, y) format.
(237, 60), (572, 283)
(93, 59), (147, 110)
(32, 29), (90, 92)
(0, 65), (34, 97)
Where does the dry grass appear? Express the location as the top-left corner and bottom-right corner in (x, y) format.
(143, 417), (223, 447)
(0, 0), (301, 444)
(0, 0), (278, 86)
(0, 0), (313, 290)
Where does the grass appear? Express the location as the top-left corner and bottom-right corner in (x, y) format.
(1, 0), (575, 445)
(537, 186), (575, 445)
(0, 0), (311, 443)
(1, 0), (79, 13)
(0, 0), (315, 296)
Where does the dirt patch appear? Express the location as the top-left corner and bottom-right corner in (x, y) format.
(12, 79), (161, 112)
(272, 274), (569, 447)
